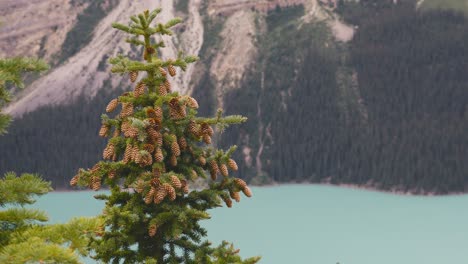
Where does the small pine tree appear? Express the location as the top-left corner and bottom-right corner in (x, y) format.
(72, 8), (260, 263)
(0, 173), (102, 263)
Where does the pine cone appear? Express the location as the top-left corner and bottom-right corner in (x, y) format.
(202, 134), (212, 144)
(154, 106), (163, 121)
(145, 187), (156, 204)
(131, 145), (140, 161)
(181, 180), (189, 194)
(124, 126), (139, 138)
(155, 147), (164, 162)
(70, 175), (79, 186)
(130, 71), (138, 82)
(159, 84), (168, 96)
(90, 164), (100, 174)
(147, 128), (159, 142)
(148, 224), (157, 237)
(164, 79), (171, 92)
(168, 65), (176, 76)
(228, 159), (238, 171)
(163, 183), (176, 201)
(108, 170), (116, 179)
(187, 97), (199, 109)
(171, 141), (181, 156)
(159, 67), (167, 76)
(144, 144), (155, 153)
(154, 186), (167, 204)
(103, 143), (115, 160)
(156, 135), (163, 146)
(123, 144), (132, 163)
(170, 175), (182, 189)
(134, 82), (146, 98)
(230, 191), (241, 202)
(201, 123), (214, 136)
(99, 124), (109, 137)
(223, 196), (233, 208)
(146, 108), (156, 119)
(169, 155), (177, 167)
(178, 137), (187, 150)
(150, 177), (161, 187)
(140, 152), (153, 166)
(234, 178), (247, 189)
(209, 160), (219, 180)
(91, 176), (101, 191)
(106, 98), (118, 113)
(120, 102), (134, 117)
(220, 163), (229, 177)
(198, 156), (206, 166)
(187, 121), (200, 136)
(242, 186), (252, 197)
(112, 128), (120, 138)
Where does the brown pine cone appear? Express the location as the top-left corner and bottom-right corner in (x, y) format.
(220, 163), (229, 177)
(159, 67), (167, 76)
(155, 147), (164, 162)
(129, 71), (138, 82)
(228, 158), (238, 171)
(158, 84), (167, 96)
(168, 65), (176, 76)
(163, 183), (176, 201)
(170, 175), (182, 189)
(242, 186), (252, 197)
(134, 82), (146, 98)
(99, 124), (109, 137)
(234, 178), (247, 189)
(230, 191), (241, 202)
(70, 175), (79, 186)
(106, 98), (118, 113)
(187, 97), (199, 109)
(171, 141), (181, 156)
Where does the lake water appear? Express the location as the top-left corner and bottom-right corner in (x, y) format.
(31, 185), (468, 264)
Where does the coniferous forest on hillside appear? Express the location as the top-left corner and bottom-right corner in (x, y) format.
(1, 0), (467, 193)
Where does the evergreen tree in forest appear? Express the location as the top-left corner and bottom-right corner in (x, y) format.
(0, 58), (101, 262)
(71, 8), (260, 263)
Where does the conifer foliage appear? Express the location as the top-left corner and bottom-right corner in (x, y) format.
(0, 57), (48, 134)
(0, 55), (101, 263)
(72, 8), (259, 263)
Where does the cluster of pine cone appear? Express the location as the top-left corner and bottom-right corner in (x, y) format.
(71, 62), (252, 213)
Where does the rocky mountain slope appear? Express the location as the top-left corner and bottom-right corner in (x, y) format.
(1, 0), (466, 194)
(1, 0), (338, 116)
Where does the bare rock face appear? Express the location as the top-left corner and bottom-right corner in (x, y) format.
(210, 9), (257, 108)
(2, 0), (343, 117)
(0, 0), (86, 60)
(3, 0), (204, 116)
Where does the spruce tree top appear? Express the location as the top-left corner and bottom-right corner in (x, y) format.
(71, 8), (259, 263)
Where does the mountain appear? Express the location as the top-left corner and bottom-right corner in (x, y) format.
(0, 0), (467, 194)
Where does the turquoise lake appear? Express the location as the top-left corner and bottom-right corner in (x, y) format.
(31, 185), (468, 264)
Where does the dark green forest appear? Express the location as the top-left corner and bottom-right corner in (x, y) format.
(222, 1), (468, 193)
(0, 1), (467, 192)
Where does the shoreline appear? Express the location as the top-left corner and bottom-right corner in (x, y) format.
(52, 182), (467, 196)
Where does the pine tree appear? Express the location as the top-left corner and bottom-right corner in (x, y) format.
(0, 55), (101, 263)
(72, 8), (260, 263)
(0, 172), (102, 263)
(0, 57), (48, 134)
